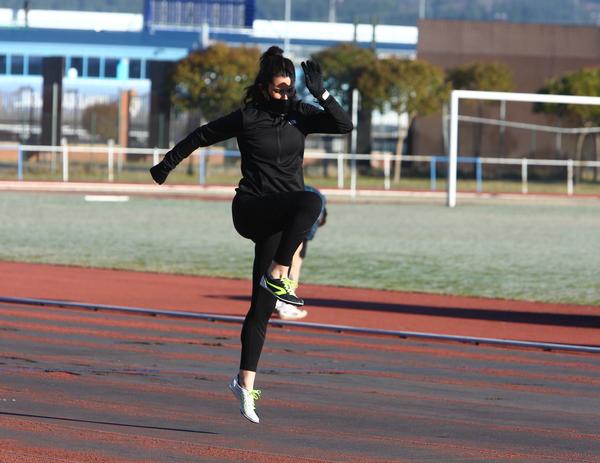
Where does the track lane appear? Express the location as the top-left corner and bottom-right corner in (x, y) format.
(1, 302), (599, 462)
(1, 261), (598, 346)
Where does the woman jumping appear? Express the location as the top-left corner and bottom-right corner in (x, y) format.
(150, 46), (353, 423)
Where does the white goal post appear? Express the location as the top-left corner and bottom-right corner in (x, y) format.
(447, 90), (600, 207)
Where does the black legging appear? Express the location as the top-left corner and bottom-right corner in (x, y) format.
(232, 190), (322, 372)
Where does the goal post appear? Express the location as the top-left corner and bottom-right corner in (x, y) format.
(447, 90), (600, 207)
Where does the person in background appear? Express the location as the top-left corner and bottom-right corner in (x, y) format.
(274, 185), (327, 320)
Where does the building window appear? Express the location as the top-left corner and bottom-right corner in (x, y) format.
(104, 58), (118, 78)
(70, 57), (83, 77)
(0, 55), (6, 74)
(28, 56), (43, 75)
(88, 57), (100, 77)
(129, 59), (141, 79)
(11, 55), (24, 75)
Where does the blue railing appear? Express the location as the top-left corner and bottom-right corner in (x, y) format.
(198, 149), (241, 185)
(200, 151), (487, 191)
(4, 144), (590, 197)
(430, 156), (483, 192)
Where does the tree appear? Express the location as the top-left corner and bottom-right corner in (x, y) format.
(171, 43), (260, 124)
(446, 62), (514, 157)
(363, 58), (448, 182)
(311, 44), (379, 170)
(171, 43), (260, 174)
(311, 44), (377, 107)
(446, 62), (513, 94)
(535, 67), (600, 181)
(82, 102), (118, 142)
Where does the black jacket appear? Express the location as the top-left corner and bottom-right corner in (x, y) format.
(162, 95), (353, 196)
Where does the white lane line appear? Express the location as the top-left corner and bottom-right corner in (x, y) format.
(84, 195), (130, 202)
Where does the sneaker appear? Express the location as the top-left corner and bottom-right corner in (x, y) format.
(228, 376), (261, 424)
(275, 300), (308, 320)
(260, 274), (304, 306)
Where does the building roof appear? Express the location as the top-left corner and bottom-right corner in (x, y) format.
(0, 8), (417, 61)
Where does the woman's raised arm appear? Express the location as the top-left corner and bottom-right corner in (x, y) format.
(300, 60), (353, 135)
(150, 109), (243, 184)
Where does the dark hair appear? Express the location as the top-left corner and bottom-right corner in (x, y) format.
(244, 46), (296, 106)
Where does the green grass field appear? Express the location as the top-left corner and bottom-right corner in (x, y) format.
(2, 191), (599, 306)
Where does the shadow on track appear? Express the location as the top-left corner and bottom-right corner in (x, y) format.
(0, 411), (218, 435)
(214, 295), (600, 329)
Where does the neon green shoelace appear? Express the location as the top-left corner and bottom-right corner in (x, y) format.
(281, 277), (298, 295)
(249, 389), (261, 409)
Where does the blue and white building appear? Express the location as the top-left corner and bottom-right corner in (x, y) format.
(0, 0), (417, 146)
(0, 1), (416, 82)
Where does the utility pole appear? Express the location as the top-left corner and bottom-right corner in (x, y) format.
(419, 0), (426, 20)
(284, 0), (291, 53)
(329, 0), (336, 22)
(370, 15), (378, 51)
(23, 1), (29, 27)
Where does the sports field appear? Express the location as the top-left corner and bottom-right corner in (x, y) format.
(2, 190), (599, 462)
(2, 191), (599, 306)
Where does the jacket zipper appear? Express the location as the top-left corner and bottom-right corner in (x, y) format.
(276, 118), (282, 164)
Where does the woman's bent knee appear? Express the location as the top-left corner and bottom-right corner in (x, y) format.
(301, 190), (322, 215)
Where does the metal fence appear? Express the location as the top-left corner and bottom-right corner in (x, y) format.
(0, 87), (151, 145)
(2, 142), (600, 196)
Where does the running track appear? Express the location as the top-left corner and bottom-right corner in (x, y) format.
(1, 262), (599, 462)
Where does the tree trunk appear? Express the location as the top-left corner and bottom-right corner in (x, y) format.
(356, 106), (372, 174)
(574, 131), (587, 184)
(474, 102), (483, 158)
(393, 115), (412, 183)
(187, 111), (203, 176)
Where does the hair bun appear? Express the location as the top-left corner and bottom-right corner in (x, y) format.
(264, 46), (284, 58)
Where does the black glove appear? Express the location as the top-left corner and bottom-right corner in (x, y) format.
(150, 160), (171, 185)
(302, 60), (326, 100)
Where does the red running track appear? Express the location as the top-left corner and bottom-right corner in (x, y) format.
(0, 261), (598, 346)
(1, 299), (599, 462)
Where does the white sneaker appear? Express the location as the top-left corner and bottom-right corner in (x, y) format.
(228, 376), (261, 424)
(275, 300), (308, 320)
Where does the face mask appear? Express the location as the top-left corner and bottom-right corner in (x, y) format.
(266, 98), (292, 115)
